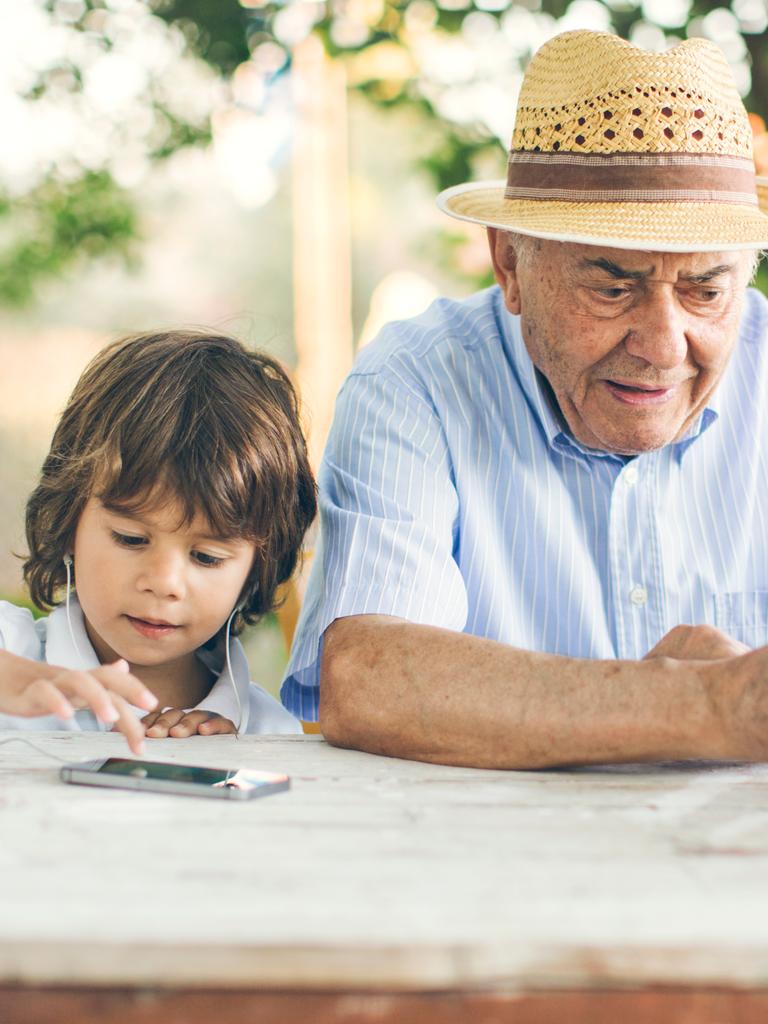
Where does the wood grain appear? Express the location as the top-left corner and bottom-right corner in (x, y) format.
(4, 987), (768, 1024)
(2, 733), (768, 992)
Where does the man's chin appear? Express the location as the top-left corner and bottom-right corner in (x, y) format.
(599, 432), (679, 456)
(578, 417), (685, 456)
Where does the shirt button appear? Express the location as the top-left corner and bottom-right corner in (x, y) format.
(624, 465), (639, 485)
(630, 585), (648, 606)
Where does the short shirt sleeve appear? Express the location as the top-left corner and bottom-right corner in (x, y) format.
(281, 362), (468, 721)
(0, 601), (45, 661)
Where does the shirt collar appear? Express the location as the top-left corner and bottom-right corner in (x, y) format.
(46, 597), (100, 671)
(671, 364), (725, 460)
(496, 292), (563, 448)
(45, 597), (251, 732)
(495, 289), (720, 463)
(195, 634), (251, 733)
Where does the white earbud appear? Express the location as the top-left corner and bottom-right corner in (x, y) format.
(63, 553), (85, 662)
(225, 602), (247, 736)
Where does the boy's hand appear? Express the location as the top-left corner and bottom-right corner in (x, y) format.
(142, 708), (237, 738)
(0, 650), (157, 756)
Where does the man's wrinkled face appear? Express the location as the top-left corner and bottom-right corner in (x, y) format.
(489, 231), (756, 455)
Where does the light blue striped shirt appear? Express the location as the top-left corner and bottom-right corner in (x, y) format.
(282, 284), (768, 721)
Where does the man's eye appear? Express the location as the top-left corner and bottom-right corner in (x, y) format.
(690, 287), (722, 302)
(192, 551), (224, 568)
(111, 531), (146, 547)
(596, 287), (631, 300)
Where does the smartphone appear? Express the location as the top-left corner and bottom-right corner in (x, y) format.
(60, 757), (290, 801)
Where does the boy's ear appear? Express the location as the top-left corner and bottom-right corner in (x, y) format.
(487, 228), (523, 315)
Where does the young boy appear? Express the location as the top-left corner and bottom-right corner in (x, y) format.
(0, 330), (316, 753)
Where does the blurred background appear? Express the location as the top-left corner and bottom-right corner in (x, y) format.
(1, 0), (767, 697)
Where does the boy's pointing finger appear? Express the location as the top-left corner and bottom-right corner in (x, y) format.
(98, 660), (158, 712)
(108, 694), (146, 756)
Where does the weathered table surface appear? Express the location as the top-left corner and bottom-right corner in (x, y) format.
(2, 732), (768, 1022)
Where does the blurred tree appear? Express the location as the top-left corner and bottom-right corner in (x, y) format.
(0, 171), (137, 307)
(0, 0), (214, 305)
(2, 0), (766, 304)
(151, 0), (768, 189)
(152, 0), (768, 290)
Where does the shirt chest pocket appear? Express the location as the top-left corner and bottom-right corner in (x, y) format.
(713, 591), (768, 649)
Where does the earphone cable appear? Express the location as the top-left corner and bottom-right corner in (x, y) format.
(0, 735), (80, 763)
(64, 556), (86, 663)
(63, 556), (109, 734)
(225, 606), (243, 737)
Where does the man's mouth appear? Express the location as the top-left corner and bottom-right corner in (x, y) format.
(125, 615), (181, 639)
(603, 379), (677, 406)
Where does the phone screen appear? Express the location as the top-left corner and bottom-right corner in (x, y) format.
(92, 758), (288, 793)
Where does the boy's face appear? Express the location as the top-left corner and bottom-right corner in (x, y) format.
(72, 497), (256, 692)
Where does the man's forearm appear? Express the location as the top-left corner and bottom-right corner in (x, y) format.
(319, 616), (728, 768)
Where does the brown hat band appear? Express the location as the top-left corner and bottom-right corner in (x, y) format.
(505, 151), (758, 205)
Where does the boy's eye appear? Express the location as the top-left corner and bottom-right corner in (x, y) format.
(111, 531), (146, 547)
(192, 551), (224, 568)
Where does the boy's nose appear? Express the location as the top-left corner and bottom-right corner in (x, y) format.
(137, 552), (186, 599)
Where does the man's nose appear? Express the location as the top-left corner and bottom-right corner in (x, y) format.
(623, 287), (689, 370)
(137, 550), (186, 599)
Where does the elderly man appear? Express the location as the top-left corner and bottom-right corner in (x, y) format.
(282, 30), (768, 768)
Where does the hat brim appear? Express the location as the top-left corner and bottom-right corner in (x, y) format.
(437, 179), (768, 252)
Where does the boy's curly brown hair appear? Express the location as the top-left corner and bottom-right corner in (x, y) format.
(23, 330), (317, 634)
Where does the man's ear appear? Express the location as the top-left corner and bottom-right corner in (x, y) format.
(487, 227), (522, 314)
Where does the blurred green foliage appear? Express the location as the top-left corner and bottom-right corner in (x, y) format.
(152, 0), (768, 192)
(0, 0), (212, 306)
(0, 172), (137, 306)
(3, 0), (766, 304)
(152, 0), (252, 74)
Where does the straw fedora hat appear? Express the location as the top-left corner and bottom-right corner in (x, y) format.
(437, 30), (768, 251)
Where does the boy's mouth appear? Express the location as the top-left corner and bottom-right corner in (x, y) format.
(125, 615), (181, 639)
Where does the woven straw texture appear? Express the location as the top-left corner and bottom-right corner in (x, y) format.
(512, 31), (752, 157)
(438, 30), (768, 250)
(442, 188), (768, 251)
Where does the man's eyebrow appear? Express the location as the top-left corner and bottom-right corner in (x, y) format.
(582, 258), (736, 284)
(582, 258), (649, 280)
(681, 264), (734, 284)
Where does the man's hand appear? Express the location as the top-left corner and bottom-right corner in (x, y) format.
(699, 644), (768, 761)
(642, 627), (768, 761)
(0, 651), (157, 756)
(142, 708), (237, 738)
(644, 624), (750, 661)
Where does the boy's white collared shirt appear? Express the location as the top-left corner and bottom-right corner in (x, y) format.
(0, 598), (301, 735)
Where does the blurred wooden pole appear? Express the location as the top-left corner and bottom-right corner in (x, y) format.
(282, 39), (353, 728)
(291, 35), (354, 473)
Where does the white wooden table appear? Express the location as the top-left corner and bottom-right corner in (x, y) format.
(2, 732), (768, 1023)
